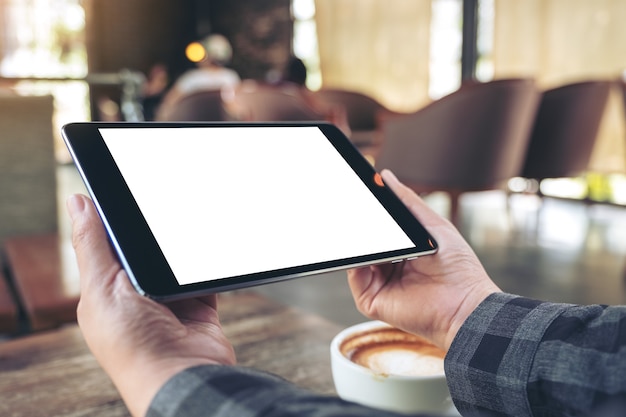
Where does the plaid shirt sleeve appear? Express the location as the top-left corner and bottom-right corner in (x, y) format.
(146, 365), (408, 417)
(147, 293), (626, 417)
(445, 292), (626, 417)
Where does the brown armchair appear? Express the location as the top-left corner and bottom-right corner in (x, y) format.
(223, 82), (328, 122)
(155, 90), (228, 121)
(519, 80), (612, 187)
(621, 78), (626, 112)
(307, 88), (403, 147)
(221, 81), (351, 136)
(374, 78), (540, 226)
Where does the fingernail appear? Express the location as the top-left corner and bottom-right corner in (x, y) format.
(66, 194), (86, 221)
(381, 169), (397, 182)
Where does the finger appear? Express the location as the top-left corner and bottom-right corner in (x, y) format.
(346, 266), (377, 315)
(67, 194), (121, 292)
(380, 169), (452, 228)
(346, 264), (391, 315)
(348, 170), (429, 299)
(346, 266), (374, 295)
(167, 295), (220, 324)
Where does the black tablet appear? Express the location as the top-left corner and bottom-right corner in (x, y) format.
(62, 122), (437, 301)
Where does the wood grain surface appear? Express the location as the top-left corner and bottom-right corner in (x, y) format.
(0, 290), (342, 417)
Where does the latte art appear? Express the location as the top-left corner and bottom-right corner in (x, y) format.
(340, 327), (445, 377)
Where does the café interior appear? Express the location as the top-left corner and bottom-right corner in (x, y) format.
(1, 0), (626, 414)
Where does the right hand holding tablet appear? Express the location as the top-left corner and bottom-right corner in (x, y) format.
(347, 169), (501, 351)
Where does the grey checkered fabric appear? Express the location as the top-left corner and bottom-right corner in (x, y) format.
(446, 293), (626, 417)
(148, 293), (626, 417)
(147, 365), (402, 417)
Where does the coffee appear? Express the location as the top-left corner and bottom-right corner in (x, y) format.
(331, 321), (458, 415)
(340, 327), (445, 377)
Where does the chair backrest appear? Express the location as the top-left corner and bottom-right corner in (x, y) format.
(521, 80), (612, 181)
(375, 78), (540, 192)
(225, 83), (327, 122)
(308, 88), (388, 131)
(621, 79), (626, 112)
(155, 90), (227, 121)
(0, 93), (58, 246)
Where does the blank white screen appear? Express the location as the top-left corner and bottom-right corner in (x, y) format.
(100, 126), (414, 285)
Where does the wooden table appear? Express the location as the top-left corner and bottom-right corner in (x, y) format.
(0, 290), (341, 417)
(3, 233), (79, 331)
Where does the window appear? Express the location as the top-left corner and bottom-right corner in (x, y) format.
(291, 0), (321, 90)
(292, 0), (494, 100)
(0, 0), (89, 161)
(429, 0), (463, 99)
(0, 0), (86, 77)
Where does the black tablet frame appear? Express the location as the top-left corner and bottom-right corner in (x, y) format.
(62, 121), (437, 301)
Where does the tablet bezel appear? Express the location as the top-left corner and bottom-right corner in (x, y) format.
(62, 121), (437, 301)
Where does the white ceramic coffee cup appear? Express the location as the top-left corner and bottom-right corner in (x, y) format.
(330, 321), (459, 415)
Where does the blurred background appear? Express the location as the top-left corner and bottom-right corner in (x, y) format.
(1, 0), (624, 202)
(1, 0), (626, 332)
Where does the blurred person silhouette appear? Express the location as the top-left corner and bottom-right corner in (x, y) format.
(156, 34), (240, 119)
(267, 56), (351, 135)
(266, 56), (308, 89)
(141, 63), (170, 121)
(278, 56), (308, 88)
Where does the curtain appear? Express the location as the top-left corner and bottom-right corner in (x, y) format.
(493, 0), (626, 174)
(314, 0), (431, 112)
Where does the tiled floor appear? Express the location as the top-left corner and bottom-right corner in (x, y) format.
(57, 164), (626, 328)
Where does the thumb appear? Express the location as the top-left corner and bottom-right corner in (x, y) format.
(380, 169), (449, 229)
(67, 194), (121, 293)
